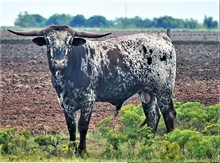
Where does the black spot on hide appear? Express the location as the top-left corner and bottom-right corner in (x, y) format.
(170, 52), (173, 59)
(147, 57), (152, 65)
(107, 48), (123, 65)
(160, 55), (167, 61)
(149, 49), (153, 54)
(143, 46), (147, 54)
(106, 48), (125, 77)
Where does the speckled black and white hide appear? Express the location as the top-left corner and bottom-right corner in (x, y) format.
(8, 26), (176, 153)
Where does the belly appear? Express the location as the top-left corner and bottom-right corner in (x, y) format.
(95, 81), (141, 103)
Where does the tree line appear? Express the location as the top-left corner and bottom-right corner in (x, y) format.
(14, 11), (218, 29)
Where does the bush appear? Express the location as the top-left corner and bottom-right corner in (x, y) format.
(158, 140), (181, 160)
(167, 129), (220, 159)
(97, 102), (220, 161)
(0, 102), (219, 162)
(0, 128), (40, 161)
(97, 104), (154, 160)
(175, 102), (207, 130)
(175, 102), (220, 133)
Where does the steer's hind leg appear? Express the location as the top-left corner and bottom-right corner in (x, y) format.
(157, 93), (176, 133)
(78, 108), (92, 153)
(139, 92), (160, 133)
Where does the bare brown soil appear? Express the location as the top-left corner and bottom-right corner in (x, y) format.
(0, 32), (219, 134)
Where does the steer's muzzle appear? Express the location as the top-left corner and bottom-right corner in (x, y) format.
(53, 59), (67, 69)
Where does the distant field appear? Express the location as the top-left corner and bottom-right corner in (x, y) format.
(1, 27), (219, 41)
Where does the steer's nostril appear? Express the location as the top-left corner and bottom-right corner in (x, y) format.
(54, 59), (66, 69)
(54, 59), (65, 64)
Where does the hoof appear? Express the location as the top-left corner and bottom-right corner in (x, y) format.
(76, 148), (88, 157)
(138, 119), (147, 127)
(68, 141), (78, 150)
(67, 141), (78, 157)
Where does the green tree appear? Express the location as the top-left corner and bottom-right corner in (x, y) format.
(69, 14), (86, 27)
(184, 18), (200, 29)
(45, 14), (72, 26)
(203, 16), (218, 28)
(114, 17), (131, 28)
(142, 18), (153, 28)
(85, 15), (110, 27)
(153, 16), (185, 28)
(31, 14), (46, 27)
(130, 16), (144, 28)
(14, 11), (46, 27)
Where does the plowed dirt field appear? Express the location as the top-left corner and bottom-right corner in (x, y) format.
(0, 32), (219, 134)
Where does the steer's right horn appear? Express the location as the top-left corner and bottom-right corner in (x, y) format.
(7, 29), (44, 36)
(7, 26), (67, 36)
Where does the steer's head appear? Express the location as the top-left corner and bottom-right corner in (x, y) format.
(8, 25), (111, 70)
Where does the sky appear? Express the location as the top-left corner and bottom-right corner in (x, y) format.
(0, 0), (219, 26)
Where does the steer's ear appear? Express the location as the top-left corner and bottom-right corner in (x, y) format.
(72, 38), (86, 46)
(32, 37), (46, 46)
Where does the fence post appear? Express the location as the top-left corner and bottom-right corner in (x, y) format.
(167, 28), (171, 38)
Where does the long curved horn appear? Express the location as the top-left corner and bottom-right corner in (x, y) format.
(7, 29), (44, 36)
(7, 26), (60, 36)
(69, 28), (111, 38)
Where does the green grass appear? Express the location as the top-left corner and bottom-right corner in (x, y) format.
(0, 102), (219, 162)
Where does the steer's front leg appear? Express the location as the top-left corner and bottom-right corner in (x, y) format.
(64, 112), (77, 141)
(64, 112), (77, 151)
(78, 107), (93, 153)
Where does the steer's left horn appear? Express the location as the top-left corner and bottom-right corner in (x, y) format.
(7, 29), (44, 36)
(70, 28), (111, 38)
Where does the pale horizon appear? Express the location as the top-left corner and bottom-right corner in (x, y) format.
(0, 0), (219, 26)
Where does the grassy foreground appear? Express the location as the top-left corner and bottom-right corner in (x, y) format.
(0, 102), (219, 162)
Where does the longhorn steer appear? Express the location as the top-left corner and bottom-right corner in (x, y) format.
(8, 25), (176, 153)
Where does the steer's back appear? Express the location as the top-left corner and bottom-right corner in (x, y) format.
(84, 33), (176, 101)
